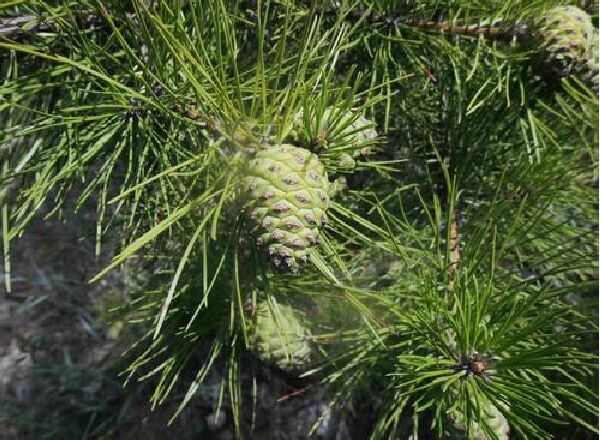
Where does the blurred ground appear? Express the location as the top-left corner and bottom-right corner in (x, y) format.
(0, 205), (126, 438)
(0, 203), (371, 439)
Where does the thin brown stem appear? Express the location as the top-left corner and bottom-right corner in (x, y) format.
(403, 19), (529, 43)
(0, 15), (54, 39)
(276, 384), (312, 402)
(447, 209), (460, 291)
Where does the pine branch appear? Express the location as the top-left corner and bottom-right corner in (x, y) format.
(448, 209), (460, 291)
(0, 15), (54, 38)
(310, 4), (531, 42)
(369, 14), (529, 43)
(0, 12), (107, 40)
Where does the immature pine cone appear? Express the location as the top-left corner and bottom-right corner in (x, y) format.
(291, 107), (377, 157)
(243, 144), (330, 271)
(251, 301), (312, 371)
(448, 400), (510, 440)
(533, 6), (595, 78)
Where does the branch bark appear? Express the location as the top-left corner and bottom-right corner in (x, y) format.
(0, 15), (56, 39)
(447, 209), (460, 291)
(0, 13), (105, 41)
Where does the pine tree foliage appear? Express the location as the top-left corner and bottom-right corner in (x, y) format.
(0, 1), (598, 438)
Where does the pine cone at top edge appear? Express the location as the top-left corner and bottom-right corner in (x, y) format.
(532, 6), (595, 79)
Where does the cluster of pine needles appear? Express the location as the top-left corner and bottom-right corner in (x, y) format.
(0, 1), (598, 438)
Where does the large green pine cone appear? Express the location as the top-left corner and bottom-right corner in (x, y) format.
(243, 144), (330, 271)
(447, 401), (510, 440)
(250, 301), (312, 371)
(534, 6), (595, 77)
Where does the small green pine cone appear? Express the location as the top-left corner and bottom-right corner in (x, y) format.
(250, 301), (312, 371)
(290, 107), (377, 157)
(243, 144), (330, 271)
(533, 6), (595, 78)
(337, 153), (356, 169)
(328, 176), (348, 198)
(347, 114), (378, 157)
(448, 400), (510, 440)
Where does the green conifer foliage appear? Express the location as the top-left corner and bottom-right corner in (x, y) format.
(290, 106), (378, 158)
(0, 0), (597, 438)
